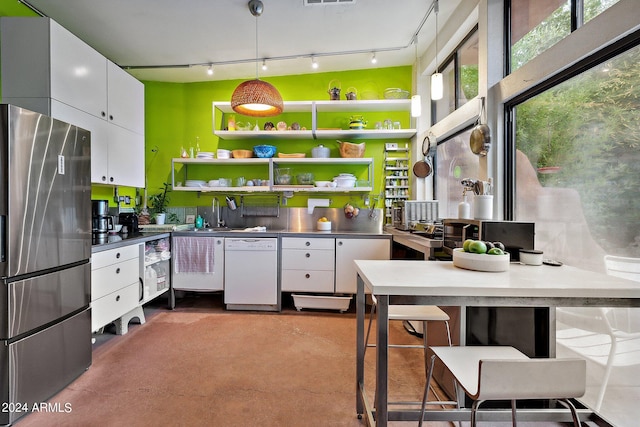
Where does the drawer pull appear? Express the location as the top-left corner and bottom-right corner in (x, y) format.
(116, 267), (121, 274)
(305, 253), (310, 258)
(116, 295), (120, 302)
(116, 252), (121, 259)
(305, 273), (310, 279)
(305, 241), (310, 246)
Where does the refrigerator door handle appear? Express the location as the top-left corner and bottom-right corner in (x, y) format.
(0, 215), (5, 263)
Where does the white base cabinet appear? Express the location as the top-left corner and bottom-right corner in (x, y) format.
(281, 237), (335, 293)
(91, 244), (141, 333)
(0, 16), (145, 188)
(335, 238), (391, 294)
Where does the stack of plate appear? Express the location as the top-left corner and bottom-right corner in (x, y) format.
(185, 180), (206, 188)
(196, 151), (214, 159)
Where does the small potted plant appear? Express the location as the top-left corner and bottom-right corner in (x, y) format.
(147, 183), (178, 224)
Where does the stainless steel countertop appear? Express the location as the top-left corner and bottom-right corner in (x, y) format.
(91, 232), (171, 253)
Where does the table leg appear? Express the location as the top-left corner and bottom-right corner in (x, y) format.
(376, 294), (389, 427)
(356, 274), (365, 416)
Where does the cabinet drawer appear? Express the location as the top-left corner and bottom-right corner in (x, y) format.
(281, 249), (335, 271)
(91, 257), (140, 300)
(92, 244), (139, 270)
(91, 282), (139, 332)
(281, 269), (334, 293)
(281, 237), (334, 250)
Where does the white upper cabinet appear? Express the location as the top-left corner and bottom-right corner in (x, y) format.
(0, 17), (145, 188)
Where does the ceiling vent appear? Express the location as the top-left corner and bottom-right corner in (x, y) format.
(304, 0), (356, 5)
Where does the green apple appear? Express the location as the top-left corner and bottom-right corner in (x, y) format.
(469, 240), (488, 254)
(463, 239), (474, 252)
(487, 247), (505, 255)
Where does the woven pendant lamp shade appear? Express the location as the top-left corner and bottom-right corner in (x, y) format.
(231, 79), (284, 117)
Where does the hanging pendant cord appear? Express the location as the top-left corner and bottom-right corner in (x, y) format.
(434, 0), (439, 73)
(255, 15), (259, 79)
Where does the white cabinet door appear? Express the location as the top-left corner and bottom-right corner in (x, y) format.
(107, 61), (145, 134)
(335, 238), (390, 294)
(51, 100), (110, 184)
(50, 19), (107, 119)
(108, 124), (145, 188)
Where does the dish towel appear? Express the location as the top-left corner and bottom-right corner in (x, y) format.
(173, 237), (216, 273)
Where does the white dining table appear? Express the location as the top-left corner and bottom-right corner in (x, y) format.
(354, 259), (640, 426)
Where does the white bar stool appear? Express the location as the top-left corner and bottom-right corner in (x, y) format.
(365, 295), (454, 408)
(419, 345), (586, 427)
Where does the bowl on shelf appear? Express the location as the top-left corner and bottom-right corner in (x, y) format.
(297, 173), (315, 185)
(216, 149), (231, 159)
(253, 145), (277, 158)
(314, 180), (337, 188)
(274, 168), (292, 185)
(278, 152), (306, 158)
(337, 140), (365, 158)
(333, 174), (356, 188)
(452, 248), (510, 272)
(383, 88), (410, 99)
(232, 149), (253, 158)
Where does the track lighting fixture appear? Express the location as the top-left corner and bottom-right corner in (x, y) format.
(371, 52), (377, 64)
(207, 65), (213, 76)
(431, 0), (443, 101)
(311, 56), (318, 69)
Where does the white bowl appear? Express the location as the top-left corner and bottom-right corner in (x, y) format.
(317, 221), (331, 231)
(333, 176), (356, 188)
(217, 149), (231, 159)
(452, 248), (510, 272)
(519, 249), (543, 265)
(315, 180), (337, 188)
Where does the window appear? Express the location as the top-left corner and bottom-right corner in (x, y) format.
(513, 43), (640, 268)
(510, 0), (621, 72)
(435, 128), (479, 218)
(432, 28), (478, 124)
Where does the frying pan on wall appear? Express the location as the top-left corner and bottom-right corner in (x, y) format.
(469, 97), (490, 156)
(413, 133), (436, 178)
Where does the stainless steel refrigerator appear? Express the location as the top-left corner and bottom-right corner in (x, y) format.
(0, 105), (92, 426)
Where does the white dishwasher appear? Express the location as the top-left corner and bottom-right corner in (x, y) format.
(224, 237), (279, 311)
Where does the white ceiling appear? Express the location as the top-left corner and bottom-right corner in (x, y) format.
(21, 0), (462, 83)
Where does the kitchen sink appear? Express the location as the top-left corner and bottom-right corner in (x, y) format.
(192, 226), (268, 232)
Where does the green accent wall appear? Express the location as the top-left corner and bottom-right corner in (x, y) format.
(143, 67), (412, 210)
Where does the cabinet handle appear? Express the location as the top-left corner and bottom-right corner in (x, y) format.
(305, 241), (311, 246)
(116, 295), (120, 302)
(338, 241), (343, 246)
(101, 111), (106, 118)
(305, 253), (310, 258)
(305, 273), (310, 279)
(109, 176), (114, 182)
(109, 115), (114, 121)
(116, 252), (121, 259)
(115, 267), (120, 274)
(101, 176), (107, 182)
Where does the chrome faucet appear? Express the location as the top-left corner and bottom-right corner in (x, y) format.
(212, 197), (225, 228)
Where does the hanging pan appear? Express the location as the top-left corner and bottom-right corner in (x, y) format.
(413, 133), (436, 178)
(469, 97), (491, 156)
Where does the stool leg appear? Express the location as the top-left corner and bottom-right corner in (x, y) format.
(419, 354), (437, 427)
(511, 399), (517, 427)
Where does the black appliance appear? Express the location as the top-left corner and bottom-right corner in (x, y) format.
(119, 213), (139, 234)
(442, 219), (535, 261)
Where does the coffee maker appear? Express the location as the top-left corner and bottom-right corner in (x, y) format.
(118, 213), (139, 234)
(92, 200), (113, 235)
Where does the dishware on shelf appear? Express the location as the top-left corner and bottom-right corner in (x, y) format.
(312, 144), (330, 158)
(253, 145), (277, 158)
(333, 174), (356, 188)
(314, 180), (337, 188)
(232, 149), (253, 158)
(383, 88), (410, 99)
(274, 168), (292, 185)
(345, 87), (357, 100)
(328, 79), (341, 100)
(349, 115), (367, 130)
(278, 152), (306, 158)
(337, 140), (365, 158)
(217, 149), (231, 159)
(296, 173), (314, 185)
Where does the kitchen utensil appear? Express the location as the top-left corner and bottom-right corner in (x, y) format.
(349, 115), (367, 129)
(470, 97), (491, 156)
(328, 79), (341, 100)
(345, 87), (357, 100)
(413, 133), (435, 178)
(253, 144), (276, 158)
(337, 140), (365, 158)
(311, 144), (330, 158)
(225, 196), (237, 210)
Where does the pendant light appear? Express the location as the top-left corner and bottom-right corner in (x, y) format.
(431, 0), (443, 101)
(231, 0), (284, 117)
(411, 36), (422, 118)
